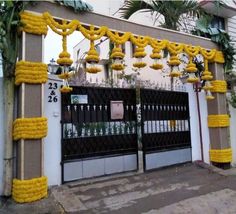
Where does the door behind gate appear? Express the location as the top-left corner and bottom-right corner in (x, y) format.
(140, 89), (191, 171)
(61, 87), (138, 182)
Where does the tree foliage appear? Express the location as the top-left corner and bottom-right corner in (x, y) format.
(193, 16), (236, 73)
(55, 0), (93, 12)
(0, 1), (28, 78)
(120, 0), (202, 30)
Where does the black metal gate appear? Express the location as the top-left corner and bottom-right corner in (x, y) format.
(140, 88), (191, 170)
(61, 86), (138, 182)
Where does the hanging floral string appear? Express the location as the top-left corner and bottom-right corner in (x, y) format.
(43, 12), (80, 93)
(200, 48), (217, 100)
(167, 42), (184, 77)
(149, 39), (168, 70)
(42, 12), (225, 98)
(79, 25), (107, 73)
(130, 35), (149, 69)
(107, 30), (131, 71)
(184, 45), (200, 83)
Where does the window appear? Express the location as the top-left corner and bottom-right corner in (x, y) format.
(210, 16), (225, 30)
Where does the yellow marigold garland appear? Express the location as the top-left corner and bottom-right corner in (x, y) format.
(209, 148), (232, 163)
(133, 62), (147, 68)
(106, 30), (131, 45)
(150, 63), (163, 70)
(15, 61), (48, 85)
(130, 35), (149, 68)
(208, 114), (230, 128)
(200, 49), (216, 81)
(212, 51), (225, 64)
(167, 42), (183, 77)
(211, 80), (227, 93)
(169, 71), (181, 78)
(12, 176), (48, 203)
(85, 67), (101, 73)
(80, 25), (107, 73)
(58, 72), (73, 80)
(107, 31), (130, 71)
(111, 63), (124, 71)
(43, 12), (80, 36)
(184, 45), (200, 83)
(149, 39), (167, 70)
(60, 86), (73, 93)
(13, 117), (48, 141)
(20, 11), (48, 35)
(41, 12), (226, 79)
(167, 42), (184, 56)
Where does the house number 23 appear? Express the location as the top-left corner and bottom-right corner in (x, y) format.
(48, 82), (58, 103)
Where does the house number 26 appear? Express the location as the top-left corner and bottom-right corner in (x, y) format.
(48, 82), (58, 103)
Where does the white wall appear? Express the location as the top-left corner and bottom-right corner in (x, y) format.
(229, 102), (236, 166)
(186, 84), (210, 163)
(0, 77), (4, 195)
(44, 75), (62, 186)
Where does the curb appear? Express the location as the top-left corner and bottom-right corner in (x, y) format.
(193, 160), (236, 176)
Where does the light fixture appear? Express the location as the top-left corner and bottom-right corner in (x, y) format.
(48, 58), (59, 74)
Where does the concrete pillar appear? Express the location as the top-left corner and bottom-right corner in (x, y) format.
(207, 63), (231, 169)
(17, 33), (44, 179)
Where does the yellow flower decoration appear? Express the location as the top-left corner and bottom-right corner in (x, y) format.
(12, 176), (48, 203)
(187, 77), (199, 83)
(167, 43), (183, 69)
(133, 62), (147, 68)
(57, 72), (73, 79)
(86, 67), (102, 73)
(106, 30), (131, 45)
(149, 39), (168, 70)
(200, 48), (216, 81)
(170, 71), (181, 78)
(184, 45), (200, 75)
(80, 25), (107, 73)
(60, 86), (73, 93)
(111, 63), (124, 71)
(150, 63), (163, 70)
(20, 11), (48, 35)
(130, 35), (149, 69)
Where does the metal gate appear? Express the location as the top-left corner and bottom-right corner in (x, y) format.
(61, 86), (138, 182)
(140, 88), (191, 171)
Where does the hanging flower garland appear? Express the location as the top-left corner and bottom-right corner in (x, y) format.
(107, 30), (131, 71)
(43, 12), (80, 93)
(167, 42), (184, 77)
(79, 25), (107, 74)
(149, 39), (168, 70)
(41, 12), (226, 94)
(130, 35), (149, 69)
(200, 48), (217, 100)
(184, 45), (200, 83)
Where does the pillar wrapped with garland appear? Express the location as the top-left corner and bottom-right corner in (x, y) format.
(12, 11), (48, 203)
(207, 52), (232, 168)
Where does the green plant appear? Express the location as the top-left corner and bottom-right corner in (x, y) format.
(55, 0), (92, 12)
(228, 91), (236, 108)
(120, 0), (202, 30)
(193, 16), (236, 73)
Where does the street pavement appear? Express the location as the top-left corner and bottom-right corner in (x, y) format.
(2, 162), (236, 213)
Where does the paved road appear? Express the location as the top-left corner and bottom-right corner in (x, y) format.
(2, 162), (236, 213)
